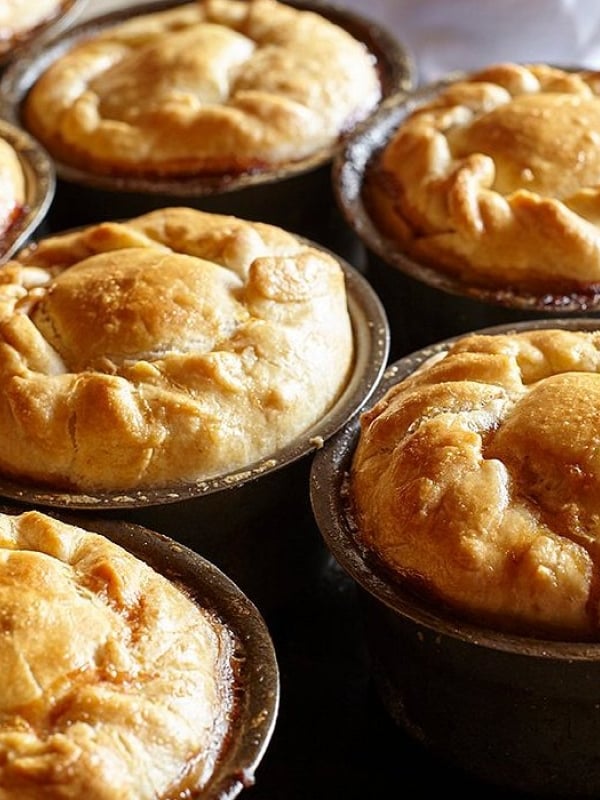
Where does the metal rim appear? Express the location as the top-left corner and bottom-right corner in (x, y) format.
(0, 118), (55, 263)
(0, 0), (415, 196)
(0, 240), (390, 509)
(0, 502), (280, 800)
(0, 0), (89, 65)
(333, 74), (600, 314)
(310, 317), (600, 660)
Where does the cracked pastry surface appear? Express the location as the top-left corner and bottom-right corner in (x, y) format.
(351, 328), (600, 639)
(364, 62), (600, 293)
(0, 206), (354, 491)
(0, 508), (235, 800)
(22, 0), (382, 177)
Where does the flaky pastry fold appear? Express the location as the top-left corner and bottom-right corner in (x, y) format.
(0, 207), (353, 490)
(352, 327), (600, 638)
(24, 0), (381, 177)
(366, 63), (600, 291)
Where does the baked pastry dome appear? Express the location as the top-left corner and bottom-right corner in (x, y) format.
(0, 135), (25, 244)
(22, 0), (382, 178)
(364, 62), (600, 292)
(0, 508), (235, 800)
(351, 327), (600, 639)
(0, 206), (353, 491)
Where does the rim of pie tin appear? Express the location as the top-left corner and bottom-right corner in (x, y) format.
(0, 253), (390, 510)
(0, 0), (415, 197)
(0, 0), (89, 66)
(333, 69), (600, 314)
(0, 502), (280, 800)
(310, 316), (600, 659)
(0, 117), (55, 263)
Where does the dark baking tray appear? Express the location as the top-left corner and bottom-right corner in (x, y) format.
(243, 544), (533, 799)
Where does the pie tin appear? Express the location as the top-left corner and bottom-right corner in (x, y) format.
(0, 0), (415, 264)
(0, 247), (390, 619)
(0, 0), (88, 67)
(310, 317), (600, 797)
(0, 501), (280, 800)
(333, 79), (600, 361)
(0, 117), (55, 263)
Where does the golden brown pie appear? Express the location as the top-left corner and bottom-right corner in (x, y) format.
(364, 62), (600, 293)
(0, 508), (235, 799)
(351, 327), (600, 639)
(22, 0), (382, 178)
(0, 206), (354, 492)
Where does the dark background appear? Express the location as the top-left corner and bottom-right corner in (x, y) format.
(244, 536), (532, 800)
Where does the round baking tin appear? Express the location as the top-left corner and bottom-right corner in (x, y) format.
(332, 77), (600, 358)
(310, 316), (600, 797)
(0, 243), (390, 616)
(0, 501), (280, 800)
(0, 0), (414, 261)
(0, 0), (88, 67)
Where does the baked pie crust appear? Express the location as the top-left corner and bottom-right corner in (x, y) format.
(351, 327), (600, 639)
(0, 508), (234, 799)
(365, 62), (600, 293)
(22, 0), (382, 178)
(0, 206), (354, 491)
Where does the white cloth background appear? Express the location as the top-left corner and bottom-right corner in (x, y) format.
(343, 0), (600, 84)
(86, 0), (600, 84)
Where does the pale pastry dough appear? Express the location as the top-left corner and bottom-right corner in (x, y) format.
(0, 136), (25, 243)
(0, 206), (354, 491)
(365, 62), (600, 292)
(351, 327), (600, 639)
(22, 0), (382, 177)
(0, 508), (235, 800)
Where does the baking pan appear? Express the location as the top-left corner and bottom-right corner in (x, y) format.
(0, 246), (389, 618)
(0, 0), (415, 263)
(310, 316), (600, 797)
(0, 501), (279, 800)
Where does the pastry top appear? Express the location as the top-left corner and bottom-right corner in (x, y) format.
(0, 136), (25, 244)
(351, 327), (600, 640)
(0, 206), (354, 491)
(0, 508), (235, 800)
(0, 0), (65, 54)
(22, 0), (382, 177)
(364, 62), (600, 292)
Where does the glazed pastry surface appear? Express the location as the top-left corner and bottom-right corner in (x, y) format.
(0, 206), (353, 491)
(0, 137), (25, 243)
(0, 509), (234, 800)
(365, 63), (600, 291)
(23, 0), (381, 176)
(351, 328), (600, 638)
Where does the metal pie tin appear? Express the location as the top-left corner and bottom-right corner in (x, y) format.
(310, 317), (600, 797)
